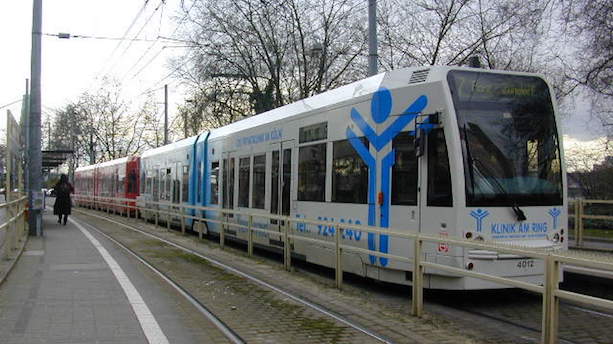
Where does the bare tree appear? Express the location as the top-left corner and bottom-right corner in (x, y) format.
(378, 0), (552, 69)
(558, 0), (612, 133)
(52, 79), (158, 166)
(565, 138), (613, 198)
(172, 0), (367, 131)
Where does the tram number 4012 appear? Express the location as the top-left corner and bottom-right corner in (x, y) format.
(517, 260), (535, 269)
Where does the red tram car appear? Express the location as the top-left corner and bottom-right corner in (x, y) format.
(74, 156), (140, 215)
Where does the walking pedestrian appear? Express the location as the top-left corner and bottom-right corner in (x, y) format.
(53, 174), (74, 225)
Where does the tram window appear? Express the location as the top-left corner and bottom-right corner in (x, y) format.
(146, 177), (152, 194)
(140, 170), (146, 194)
(298, 143), (326, 202)
(282, 148), (291, 215)
(223, 158), (235, 215)
(392, 132), (418, 205)
(182, 165), (189, 203)
(239, 157), (250, 207)
(271, 151), (279, 216)
(210, 162), (219, 204)
(332, 138), (368, 204)
(299, 122), (327, 143)
(166, 169), (172, 202)
(159, 169), (166, 200)
(223, 159), (228, 208)
(229, 158), (235, 214)
(252, 154), (266, 209)
(427, 129), (453, 207)
(173, 167), (180, 204)
(197, 161), (202, 203)
(128, 170), (137, 194)
(152, 170), (159, 201)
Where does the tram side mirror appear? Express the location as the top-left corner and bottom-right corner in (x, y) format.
(428, 112), (441, 125)
(415, 131), (426, 158)
(414, 112), (441, 158)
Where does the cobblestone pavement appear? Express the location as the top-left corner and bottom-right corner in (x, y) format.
(75, 209), (484, 344)
(75, 209), (613, 344)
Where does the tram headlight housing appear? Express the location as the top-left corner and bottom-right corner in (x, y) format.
(552, 233), (560, 243)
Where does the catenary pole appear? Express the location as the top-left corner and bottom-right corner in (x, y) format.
(368, 0), (378, 76)
(28, 0), (43, 236)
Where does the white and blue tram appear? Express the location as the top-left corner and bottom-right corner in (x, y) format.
(99, 66), (567, 290)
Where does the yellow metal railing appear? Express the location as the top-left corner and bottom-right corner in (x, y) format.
(73, 194), (613, 344)
(569, 199), (613, 247)
(0, 196), (28, 264)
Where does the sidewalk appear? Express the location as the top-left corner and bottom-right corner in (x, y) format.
(0, 211), (225, 344)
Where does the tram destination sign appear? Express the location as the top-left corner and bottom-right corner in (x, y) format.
(448, 70), (550, 103)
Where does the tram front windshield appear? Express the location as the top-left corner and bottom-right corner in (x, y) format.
(448, 70), (562, 207)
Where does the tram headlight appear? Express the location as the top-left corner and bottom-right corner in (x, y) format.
(465, 262), (474, 270)
(552, 233), (560, 243)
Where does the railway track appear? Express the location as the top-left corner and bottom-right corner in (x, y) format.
(73, 208), (613, 344)
(73, 209), (398, 344)
(74, 218), (246, 344)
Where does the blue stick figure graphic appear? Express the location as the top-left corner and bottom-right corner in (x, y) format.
(346, 88), (428, 266)
(548, 208), (561, 230)
(470, 209), (490, 233)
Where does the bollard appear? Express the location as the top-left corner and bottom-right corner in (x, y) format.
(248, 215), (254, 257)
(335, 227), (343, 289)
(198, 221), (203, 240)
(166, 210), (171, 231)
(412, 238), (424, 317)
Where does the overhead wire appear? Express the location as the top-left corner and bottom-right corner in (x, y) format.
(120, 6), (168, 82)
(132, 1), (198, 95)
(0, 98), (23, 110)
(92, 0), (151, 83)
(104, 0), (167, 79)
(43, 32), (182, 43)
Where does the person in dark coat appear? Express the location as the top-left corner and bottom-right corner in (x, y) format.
(53, 174), (74, 225)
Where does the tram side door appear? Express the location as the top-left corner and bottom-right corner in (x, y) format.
(269, 141), (294, 233)
(388, 131), (421, 232)
(417, 125), (454, 250)
(222, 151), (237, 232)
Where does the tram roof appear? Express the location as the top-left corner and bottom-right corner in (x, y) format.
(75, 164), (96, 173)
(208, 71), (388, 140)
(96, 156), (128, 168)
(140, 135), (198, 159)
(207, 65), (550, 141)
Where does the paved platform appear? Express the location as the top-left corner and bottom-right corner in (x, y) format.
(0, 211), (227, 344)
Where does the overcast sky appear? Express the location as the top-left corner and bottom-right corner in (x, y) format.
(1, 0), (185, 127)
(0, 0), (605, 147)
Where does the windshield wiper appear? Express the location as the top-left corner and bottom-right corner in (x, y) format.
(472, 158), (527, 222)
(462, 124), (476, 195)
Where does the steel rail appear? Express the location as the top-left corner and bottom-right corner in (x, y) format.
(74, 208), (396, 344)
(74, 217), (246, 344)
